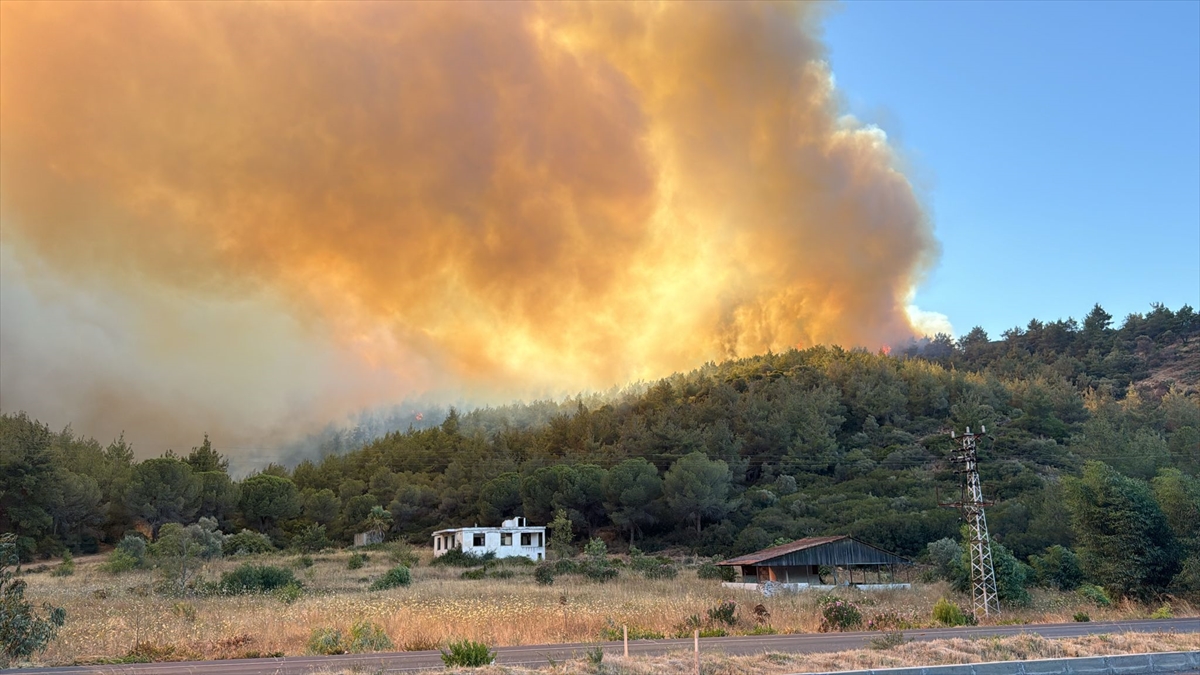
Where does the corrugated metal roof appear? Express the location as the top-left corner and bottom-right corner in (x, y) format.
(717, 535), (909, 567)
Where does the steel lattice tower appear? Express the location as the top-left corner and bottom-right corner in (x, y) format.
(944, 426), (1000, 617)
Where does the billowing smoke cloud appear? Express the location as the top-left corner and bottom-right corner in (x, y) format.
(0, 2), (938, 455)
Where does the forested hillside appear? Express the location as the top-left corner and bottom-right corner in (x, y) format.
(3, 302), (1198, 598)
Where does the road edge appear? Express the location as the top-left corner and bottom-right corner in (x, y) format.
(786, 649), (1200, 675)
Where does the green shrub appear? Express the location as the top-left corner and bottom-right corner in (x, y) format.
(440, 639), (494, 667)
(747, 625), (777, 635)
(1077, 583), (1112, 608)
(1, 535), (66, 667)
(1151, 603), (1173, 619)
(293, 555), (314, 569)
(460, 568), (487, 580)
(552, 559), (579, 575)
(950, 537), (1029, 606)
(578, 540), (618, 582)
(431, 548), (494, 567)
(696, 559), (735, 581)
(1073, 612), (1090, 622)
(223, 530), (274, 556)
(370, 564), (411, 590)
(293, 524), (332, 553)
(387, 541), (419, 567)
(643, 563), (678, 579)
(706, 601), (738, 626)
(347, 621), (394, 652)
(630, 549), (677, 579)
(275, 582), (304, 604)
(1029, 545), (1084, 591)
(581, 561), (618, 583)
(931, 597), (972, 627)
(584, 538), (608, 559)
(220, 564), (298, 595)
(306, 627), (345, 655)
(50, 552), (75, 577)
(926, 538), (963, 581)
(102, 550), (140, 574)
(677, 613), (702, 635)
(347, 553), (368, 570)
(534, 563), (555, 585)
(818, 597), (862, 632)
(1168, 555), (1200, 598)
(585, 645), (604, 666)
(118, 534), (148, 557)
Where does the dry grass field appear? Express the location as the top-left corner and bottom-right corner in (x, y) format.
(16, 548), (1197, 667)
(377, 632), (1200, 675)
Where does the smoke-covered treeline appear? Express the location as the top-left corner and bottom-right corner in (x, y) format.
(2, 302), (1198, 597)
(2, 2), (941, 452)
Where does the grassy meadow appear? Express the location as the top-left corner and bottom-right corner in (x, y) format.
(15, 547), (1196, 667)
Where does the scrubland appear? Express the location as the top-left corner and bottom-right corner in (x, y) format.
(16, 548), (1196, 668)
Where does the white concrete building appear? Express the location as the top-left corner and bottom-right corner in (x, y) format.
(432, 517), (546, 561)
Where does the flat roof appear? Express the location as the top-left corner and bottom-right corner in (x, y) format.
(432, 525), (546, 535)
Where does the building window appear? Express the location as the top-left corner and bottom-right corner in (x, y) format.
(535, 533), (542, 547)
(473, 533), (485, 547)
(501, 532), (512, 546)
(521, 533), (532, 546)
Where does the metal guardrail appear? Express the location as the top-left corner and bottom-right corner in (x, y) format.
(788, 650), (1200, 675)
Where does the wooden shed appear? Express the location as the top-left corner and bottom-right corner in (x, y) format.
(717, 535), (910, 586)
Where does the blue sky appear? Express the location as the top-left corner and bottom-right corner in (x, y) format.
(823, 1), (1200, 338)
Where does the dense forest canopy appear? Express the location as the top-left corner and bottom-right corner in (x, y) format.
(2, 302), (1198, 597)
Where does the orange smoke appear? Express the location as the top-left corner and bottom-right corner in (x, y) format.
(0, 2), (937, 451)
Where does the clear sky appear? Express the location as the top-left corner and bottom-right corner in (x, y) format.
(823, 0), (1200, 338)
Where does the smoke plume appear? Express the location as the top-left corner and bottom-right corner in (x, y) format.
(0, 1), (938, 454)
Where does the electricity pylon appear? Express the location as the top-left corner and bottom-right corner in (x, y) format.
(942, 425), (1000, 617)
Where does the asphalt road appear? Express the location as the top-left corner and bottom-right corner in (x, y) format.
(7, 618), (1198, 675)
